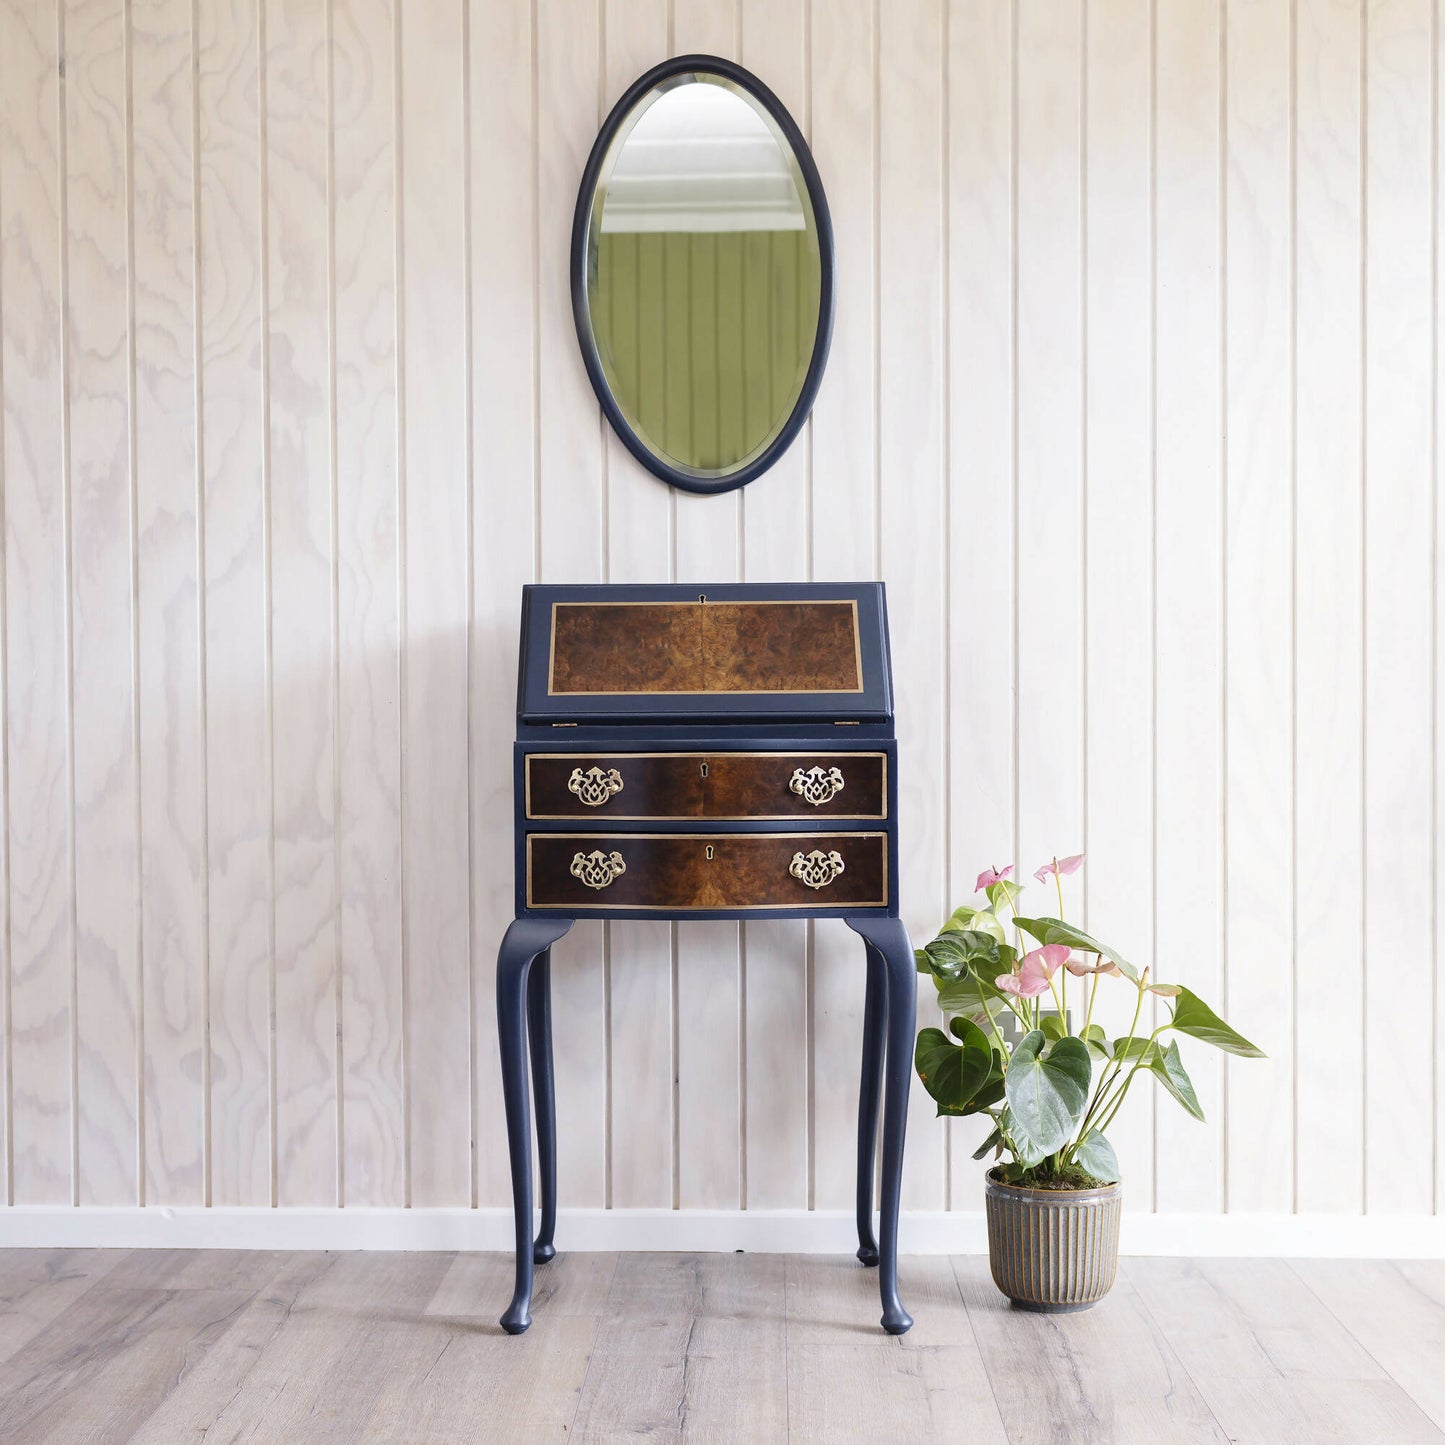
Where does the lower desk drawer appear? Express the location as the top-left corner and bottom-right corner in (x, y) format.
(525, 832), (889, 911)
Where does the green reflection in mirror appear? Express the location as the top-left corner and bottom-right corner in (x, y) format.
(586, 77), (822, 478)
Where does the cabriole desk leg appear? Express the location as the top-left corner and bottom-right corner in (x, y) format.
(855, 941), (886, 1266)
(847, 915), (916, 1336)
(497, 915), (572, 1335)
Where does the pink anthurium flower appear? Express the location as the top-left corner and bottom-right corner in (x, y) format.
(997, 944), (1070, 998)
(976, 864), (1013, 893)
(1033, 852), (1085, 884)
(1020, 944), (1069, 989)
(995, 970), (1049, 999)
(1065, 954), (1122, 978)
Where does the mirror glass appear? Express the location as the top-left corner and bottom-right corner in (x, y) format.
(577, 70), (829, 492)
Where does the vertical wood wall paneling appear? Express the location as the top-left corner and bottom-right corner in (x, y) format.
(945, 0), (1016, 1199)
(66, 0), (141, 1206)
(198, 0), (270, 1208)
(1224, 0), (1295, 1216)
(669, 0), (744, 1212)
(470, 0), (539, 1210)
(399, 0), (470, 1207)
(3, 0), (1445, 1234)
(535, 0), (607, 1210)
(133, 0), (206, 1206)
(1014, 0), (1085, 1183)
(1083, 0), (1155, 1203)
(601, 0), (675, 1214)
(1295, 0), (1363, 1212)
(334, 0), (402, 1208)
(1152, 0), (1226, 1216)
(806, 0), (875, 1214)
(879, 0), (947, 1211)
(739, 0), (808, 1212)
(1437, 0), (1445, 1217)
(1364, 0), (1434, 1214)
(266, 0), (338, 1208)
(2, 0), (72, 1204)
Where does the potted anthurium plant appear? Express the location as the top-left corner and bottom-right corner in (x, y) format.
(914, 853), (1263, 1312)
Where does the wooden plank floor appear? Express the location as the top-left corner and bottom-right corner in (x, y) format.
(0, 1250), (1441, 1442)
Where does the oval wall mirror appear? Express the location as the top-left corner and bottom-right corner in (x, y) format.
(571, 56), (834, 495)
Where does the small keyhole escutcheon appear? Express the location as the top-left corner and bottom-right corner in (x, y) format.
(705, 845), (715, 861)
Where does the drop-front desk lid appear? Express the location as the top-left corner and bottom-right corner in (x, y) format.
(518, 582), (893, 725)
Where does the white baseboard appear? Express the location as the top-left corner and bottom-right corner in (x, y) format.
(2, 1206), (1442, 1258)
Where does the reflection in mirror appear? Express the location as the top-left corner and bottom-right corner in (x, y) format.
(575, 63), (831, 493)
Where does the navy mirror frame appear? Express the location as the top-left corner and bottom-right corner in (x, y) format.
(570, 54), (836, 497)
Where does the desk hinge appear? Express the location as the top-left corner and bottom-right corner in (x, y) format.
(833, 720), (860, 726)
(551, 722), (578, 728)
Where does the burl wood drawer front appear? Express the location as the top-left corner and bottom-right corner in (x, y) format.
(548, 599), (862, 695)
(526, 833), (888, 911)
(525, 752), (887, 820)
(703, 753), (886, 818)
(525, 755), (704, 818)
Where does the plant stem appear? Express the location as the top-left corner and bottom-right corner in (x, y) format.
(1071, 977), (1146, 1149)
(1091, 1023), (1169, 1139)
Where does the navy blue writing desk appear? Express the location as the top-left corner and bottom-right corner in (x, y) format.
(496, 583), (915, 1335)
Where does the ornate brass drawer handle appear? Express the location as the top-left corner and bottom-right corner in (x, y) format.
(568, 766), (624, 807)
(789, 765), (846, 806)
(789, 849), (846, 890)
(570, 849), (627, 890)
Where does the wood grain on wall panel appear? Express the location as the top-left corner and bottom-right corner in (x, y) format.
(1083, 0), (1154, 1206)
(1015, 0), (1084, 962)
(807, 0), (874, 1212)
(536, 0), (607, 1210)
(198, 0), (271, 1208)
(1295, 0), (1363, 1213)
(1438, 1), (1445, 1218)
(601, 0), (674, 1213)
(65, 0), (140, 1206)
(665, 0), (745, 1214)
(265, 0), (338, 1207)
(879, 0), (946, 1212)
(1224, 0), (1295, 1216)
(1, 0), (72, 1204)
(334, 0), (403, 1208)
(1152, 0), (1225, 1216)
(399, 0), (470, 1207)
(132, 0), (205, 1205)
(945, 0), (1016, 1202)
(1365, 0), (1433, 1214)
(7, 0), (1445, 1233)
(740, 0), (808, 1211)
(470, 0), (539, 1209)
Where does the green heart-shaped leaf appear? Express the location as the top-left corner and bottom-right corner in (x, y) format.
(1004, 1031), (1092, 1157)
(915, 1027), (994, 1115)
(1150, 1039), (1206, 1119)
(1167, 987), (1265, 1058)
(1074, 1131), (1121, 1183)
(1080, 1023), (1111, 1061)
(1012, 916), (1138, 982)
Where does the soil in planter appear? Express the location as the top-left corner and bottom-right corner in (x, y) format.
(1002, 1166), (1110, 1191)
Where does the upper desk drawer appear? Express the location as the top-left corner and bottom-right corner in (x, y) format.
(525, 752), (888, 820)
(518, 583), (893, 725)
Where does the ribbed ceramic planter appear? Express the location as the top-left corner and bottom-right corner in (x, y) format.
(984, 1168), (1122, 1312)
